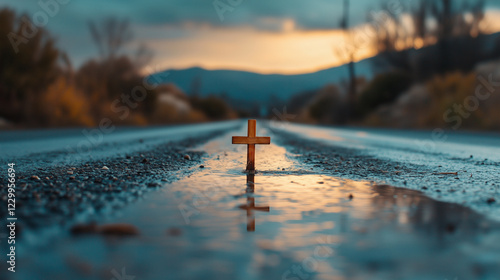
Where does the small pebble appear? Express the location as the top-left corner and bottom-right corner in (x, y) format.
(67, 171), (74, 175)
(167, 227), (182, 236)
(141, 158), (149, 164)
(101, 166), (109, 170)
(70, 223), (98, 235)
(199, 165), (205, 168)
(31, 175), (40, 181)
(184, 155), (191, 160)
(99, 224), (139, 237)
(147, 182), (160, 188)
(487, 198), (496, 204)
(348, 194), (354, 200)
(445, 224), (456, 233)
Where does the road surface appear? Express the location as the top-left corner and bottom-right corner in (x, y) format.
(0, 120), (499, 280)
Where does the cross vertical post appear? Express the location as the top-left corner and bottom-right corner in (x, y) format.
(232, 119), (271, 171)
(247, 119), (256, 171)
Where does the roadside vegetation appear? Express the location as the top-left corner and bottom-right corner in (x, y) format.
(0, 8), (235, 128)
(2, 0), (500, 131)
(287, 0), (500, 130)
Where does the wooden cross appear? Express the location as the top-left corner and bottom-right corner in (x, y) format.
(237, 174), (270, 232)
(232, 119), (270, 171)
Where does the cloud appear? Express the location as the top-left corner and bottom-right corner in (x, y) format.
(4, 0), (500, 33)
(0, 0), (374, 30)
(2, 0), (500, 73)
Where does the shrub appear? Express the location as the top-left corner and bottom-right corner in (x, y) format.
(307, 85), (347, 124)
(191, 95), (234, 120)
(357, 71), (412, 117)
(35, 78), (94, 127)
(423, 71), (488, 129)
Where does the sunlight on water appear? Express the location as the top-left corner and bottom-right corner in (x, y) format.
(145, 127), (441, 279)
(158, 128), (381, 279)
(12, 126), (500, 280)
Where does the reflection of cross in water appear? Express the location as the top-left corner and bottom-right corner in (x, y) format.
(237, 174), (270, 232)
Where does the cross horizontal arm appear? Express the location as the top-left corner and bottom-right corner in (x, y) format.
(253, 206), (270, 212)
(238, 205), (270, 212)
(232, 136), (271, 145)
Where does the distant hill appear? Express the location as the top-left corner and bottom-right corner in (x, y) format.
(147, 31), (500, 109)
(148, 57), (381, 107)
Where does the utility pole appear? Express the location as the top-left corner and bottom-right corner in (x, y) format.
(341, 0), (357, 120)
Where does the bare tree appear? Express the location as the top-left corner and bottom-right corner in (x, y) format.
(372, 0), (487, 79)
(88, 17), (132, 59)
(133, 43), (154, 69)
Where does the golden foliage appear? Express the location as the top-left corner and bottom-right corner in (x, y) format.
(361, 70), (500, 130)
(36, 78), (95, 127)
(423, 72), (485, 129)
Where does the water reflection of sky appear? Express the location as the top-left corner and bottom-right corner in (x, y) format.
(9, 125), (500, 280)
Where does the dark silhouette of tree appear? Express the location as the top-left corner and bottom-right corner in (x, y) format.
(372, 0), (488, 80)
(0, 8), (62, 123)
(432, 0), (453, 73)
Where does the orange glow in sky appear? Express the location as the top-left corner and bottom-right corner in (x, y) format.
(142, 23), (377, 75)
(141, 10), (500, 75)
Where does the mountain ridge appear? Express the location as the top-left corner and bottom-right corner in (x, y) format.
(148, 57), (379, 106)
(147, 31), (500, 108)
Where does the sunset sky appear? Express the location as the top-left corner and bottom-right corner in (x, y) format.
(3, 0), (500, 74)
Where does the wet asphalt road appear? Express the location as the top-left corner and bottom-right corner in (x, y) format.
(0, 120), (499, 280)
(0, 121), (240, 231)
(269, 121), (500, 222)
(0, 120), (499, 233)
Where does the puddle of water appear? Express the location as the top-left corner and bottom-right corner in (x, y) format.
(9, 127), (500, 280)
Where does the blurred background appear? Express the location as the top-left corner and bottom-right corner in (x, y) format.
(1, 0), (500, 130)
